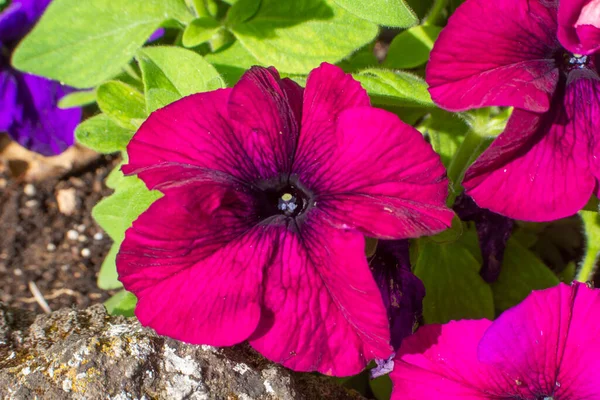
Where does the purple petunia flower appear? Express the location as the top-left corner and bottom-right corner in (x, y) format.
(0, 0), (80, 155)
(454, 193), (514, 283)
(369, 240), (425, 351)
(391, 282), (600, 399)
(116, 63), (454, 376)
(427, 0), (600, 222)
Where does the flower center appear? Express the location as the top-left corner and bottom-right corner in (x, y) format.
(254, 177), (313, 222)
(562, 52), (590, 71)
(274, 186), (309, 218)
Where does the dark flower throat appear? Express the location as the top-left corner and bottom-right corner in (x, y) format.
(254, 176), (313, 222)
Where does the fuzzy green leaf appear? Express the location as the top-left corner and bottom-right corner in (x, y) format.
(75, 115), (134, 154)
(414, 238), (495, 324)
(104, 290), (137, 317)
(332, 0), (417, 27)
(182, 17), (222, 47)
(353, 68), (434, 107)
(58, 90), (96, 109)
(491, 238), (560, 312)
(136, 46), (225, 112)
(205, 40), (263, 84)
(93, 176), (162, 290)
(384, 25), (441, 69)
(417, 109), (469, 167)
(12, 0), (193, 88)
(226, 0), (261, 24)
(230, 0), (378, 74)
(96, 81), (147, 130)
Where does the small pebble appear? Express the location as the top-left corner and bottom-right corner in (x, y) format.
(76, 224), (86, 233)
(13, 268), (23, 276)
(61, 265), (70, 271)
(23, 184), (36, 196)
(93, 232), (104, 241)
(56, 188), (77, 216)
(0, 178), (7, 189)
(25, 199), (38, 208)
(46, 243), (56, 252)
(80, 248), (91, 258)
(77, 235), (88, 243)
(66, 229), (79, 241)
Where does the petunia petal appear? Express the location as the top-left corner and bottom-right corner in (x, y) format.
(117, 181), (273, 346)
(124, 89), (258, 187)
(8, 73), (79, 156)
(426, 0), (559, 113)
(558, 0), (600, 55)
(478, 283), (600, 399)
(300, 107), (453, 238)
(228, 66), (303, 178)
(293, 62), (370, 176)
(391, 320), (513, 399)
(553, 283), (600, 399)
(463, 76), (599, 222)
(369, 240), (425, 350)
(126, 68), (304, 189)
(0, 70), (19, 131)
(249, 212), (392, 376)
(0, 0), (51, 43)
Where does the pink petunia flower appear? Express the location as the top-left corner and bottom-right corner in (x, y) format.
(116, 63), (453, 376)
(391, 282), (600, 399)
(427, 0), (600, 222)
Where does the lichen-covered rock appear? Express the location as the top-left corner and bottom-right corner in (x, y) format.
(0, 304), (365, 400)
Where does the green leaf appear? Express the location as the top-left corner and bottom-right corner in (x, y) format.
(93, 177), (161, 243)
(558, 262), (576, 284)
(136, 46), (225, 112)
(370, 375), (392, 400)
(336, 44), (378, 73)
(182, 17), (222, 47)
(96, 81), (147, 130)
(98, 244), (123, 290)
(414, 238), (494, 324)
(205, 40), (263, 84)
(491, 238), (560, 312)
(58, 90), (96, 109)
(384, 25), (442, 69)
(93, 176), (162, 290)
(332, 0), (417, 27)
(353, 69), (434, 107)
(417, 109), (469, 167)
(230, 0), (378, 74)
(12, 0), (193, 88)
(226, 0), (261, 24)
(104, 290), (138, 317)
(75, 115), (134, 154)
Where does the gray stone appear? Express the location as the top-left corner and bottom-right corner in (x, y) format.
(0, 304), (365, 400)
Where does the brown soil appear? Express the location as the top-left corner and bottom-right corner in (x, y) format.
(0, 155), (119, 313)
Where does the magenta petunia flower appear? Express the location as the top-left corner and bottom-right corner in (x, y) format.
(391, 282), (600, 399)
(427, 0), (600, 222)
(116, 63), (453, 376)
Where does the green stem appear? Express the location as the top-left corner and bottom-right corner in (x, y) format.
(576, 210), (600, 282)
(575, 245), (600, 283)
(446, 128), (486, 207)
(425, 0), (448, 26)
